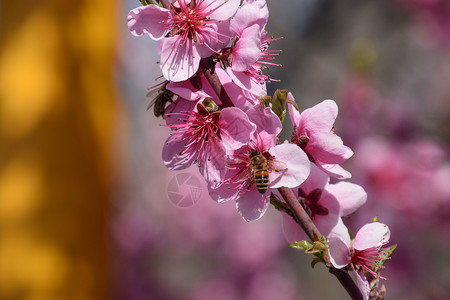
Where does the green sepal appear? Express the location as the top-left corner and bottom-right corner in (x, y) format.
(139, 0), (155, 5)
(290, 240), (313, 251)
(311, 257), (323, 269)
(272, 89), (288, 122)
(259, 95), (271, 108)
(306, 240), (327, 254)
(291, 236), (329, 268)
(264, 96), (271, 107)
(377, 244), (397, 269)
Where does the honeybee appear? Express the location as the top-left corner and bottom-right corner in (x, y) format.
(249, 150), (288, 194)
(146, 82), (176, 117)
(249, 150), (270, 194)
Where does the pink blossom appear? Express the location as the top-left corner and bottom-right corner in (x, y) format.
(283, 164), (367, 243)
(227, 0), (269, 72)
(209, 105), (310, 221)
(328, 222), (391, 300)
(288, 95), (354, 179)
(230, 0), (269, 37)
(163, 102), (256, 186)
(128, 0), (240, 81)
(227, 33), (281, 96)
(219, 0), (280, 95)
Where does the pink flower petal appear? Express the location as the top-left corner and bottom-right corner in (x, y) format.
(160, 37), (201, 82)
(326, 217), (352, 244)
(324, 182), (367, 217)
(236, 188), (270, 221)
(314, 212), (342, 238)
(315, 190), (340, 218)
(166, 80), (209, 101)
(246, 106), (282, 149)
(210, 66), (260, 110)
(204, 0), (241, 20)
(353, 222), (391, 251)
(164, 98), (199, 126)
(305, 132), (353, 164)
(227, 67), (267, 96)
(199, 140), (227, 188)
(128, 5), (170, 39)
(327, 235), (351, 269)
(162, 134), (196, 170)
(299, 99), (338, 135)
(299, 163), (330, 194)
(195, 22), (227, 57)
(207, 182), (239, 203)
(315, 162), (352, 180)
(219, 107), (256, 150)
(269, 144), (310, 188)
(232, 24), (262, 72)
(287, 93), (301, 126)
(356, 272), (370, 300)
(230, 0), (268, 35)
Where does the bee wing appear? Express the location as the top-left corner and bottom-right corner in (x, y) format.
(270, 159), (288, 172)
(145, 88), (162, 110)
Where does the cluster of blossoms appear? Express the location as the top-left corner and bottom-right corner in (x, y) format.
(128, 0), (394, 299)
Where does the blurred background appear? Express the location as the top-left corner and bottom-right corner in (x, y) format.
(1, 0), (449, 299)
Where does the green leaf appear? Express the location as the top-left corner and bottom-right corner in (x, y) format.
(280, 109), (287, 123)
(290, 240), (313, 251)
(272, 89), (288, 121)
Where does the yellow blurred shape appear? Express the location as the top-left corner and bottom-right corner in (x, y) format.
(0, 9), (62, 139)
(0, 0), (119, 298)
(0, 154), (42, 223)
(0, 233), (68, 298)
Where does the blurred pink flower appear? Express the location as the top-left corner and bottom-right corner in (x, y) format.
(394, 0), (450, 47)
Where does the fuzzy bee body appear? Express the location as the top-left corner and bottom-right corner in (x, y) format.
(249, 150), (270, 194)
(146, 83), (175, 117)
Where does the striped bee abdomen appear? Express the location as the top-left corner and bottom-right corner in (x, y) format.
(249, 150), (270, 195)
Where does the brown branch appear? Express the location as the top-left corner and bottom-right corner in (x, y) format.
(278, 187), (321, 241)
(199, 58), (234, 108)
(329, 267), (364, 300)
(159, 0), (170, 9)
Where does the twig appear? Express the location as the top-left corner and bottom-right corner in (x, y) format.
(199, 58), (234, 108)
(277, 187), (321, 241)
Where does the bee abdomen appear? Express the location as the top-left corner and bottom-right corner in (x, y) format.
(254, 169), (269, 194)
